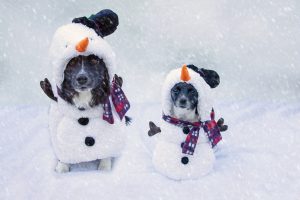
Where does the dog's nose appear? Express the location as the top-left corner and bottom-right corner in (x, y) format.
(76, 75), (88, 85)
(179, 99), (187, 105)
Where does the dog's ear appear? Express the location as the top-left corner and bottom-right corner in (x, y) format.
(73, 9), (119, 37)
(187, 64), (220, 88)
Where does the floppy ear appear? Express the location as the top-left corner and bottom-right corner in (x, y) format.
(187, 64), (220, 88)
(72, 9), (119, 37)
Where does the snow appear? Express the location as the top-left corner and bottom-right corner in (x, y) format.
(1, 0), (300, 105)
(1, 101), (300, 199)
(1, 0), (300, 199)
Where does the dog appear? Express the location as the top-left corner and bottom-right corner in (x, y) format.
(40, 9), (130, 173)
(170, 82), (199, 122)
(60, 54), (110, 110)
(40, 56), (124, 172)
(149, 65), (227, 139)
(148, 65), (228, 180)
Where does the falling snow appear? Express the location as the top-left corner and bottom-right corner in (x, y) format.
(0, 0), (300, 199)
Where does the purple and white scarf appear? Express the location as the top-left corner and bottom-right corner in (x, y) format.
(103, 75), (130, 124)
(162, 109), (222, 155)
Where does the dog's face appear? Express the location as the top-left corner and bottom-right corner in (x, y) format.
(63, 55), (107, 92)
(61, 54), (110, 107)
(171, 82), (198, 110)
(170, 82), (199, 121)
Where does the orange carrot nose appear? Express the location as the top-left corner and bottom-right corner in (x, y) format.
(180, 64), (191, 81)
(75, 37), (89, 52)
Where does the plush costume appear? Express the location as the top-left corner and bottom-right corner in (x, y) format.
(41, 10), (130, 169)
(149, 65), (226, 180)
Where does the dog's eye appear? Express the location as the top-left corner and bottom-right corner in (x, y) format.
(68, 58), (78, 67)
(173, 87), (181, 93)
(188, 88), (194, 93)
(89, 57), (99, 65)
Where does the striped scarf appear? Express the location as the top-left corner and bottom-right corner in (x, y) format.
(102, 75), (130, 124)
(162, 109), (222, 155)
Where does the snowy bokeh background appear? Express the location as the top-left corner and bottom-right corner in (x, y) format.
(1, 0), (300, 105)
(0, 0), (300, 200)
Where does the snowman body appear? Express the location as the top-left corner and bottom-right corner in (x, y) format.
(152, 121), (215, 180)
(149, 66), (220, 180)
(49, 99), (125, 164)
(46, 10), (127, 165)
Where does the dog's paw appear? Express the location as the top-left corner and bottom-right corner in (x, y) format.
(148, 121), (161, 136)
(98, 158), (112, 171)
(40, 78), (58, 102)
(55, 161), (70, 173)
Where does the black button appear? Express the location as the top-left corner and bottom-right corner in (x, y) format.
(181, 156), (189, 165)
(181, 142), (184, 148)
(183, 126), (190, 134)
(78, 117), (89, 125)
(85, 137), (95, 146)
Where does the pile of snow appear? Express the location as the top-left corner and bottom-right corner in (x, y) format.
(0, 101), (299, 199)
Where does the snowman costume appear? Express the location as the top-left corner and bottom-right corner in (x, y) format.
(45, 10), (130, 172)
(151, 65), (223, 180)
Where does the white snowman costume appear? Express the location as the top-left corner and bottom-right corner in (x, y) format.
(151, 65), (221, 180)
(46, 10), (129, 172)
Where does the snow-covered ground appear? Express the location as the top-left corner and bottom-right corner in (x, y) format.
(1, 101), (300, 199)
(1, 0), (300, 199)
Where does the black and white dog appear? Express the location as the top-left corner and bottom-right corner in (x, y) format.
(170, 82), (227, 130)
(60, 54), (110, 110)
(41, 54), (122, 110)
(41, 55), (123, 172)
(148, 65), (228, 180)
(41, 9), (130, 173)
(149, 66), (227, 136)
(170, 82), (199, 122)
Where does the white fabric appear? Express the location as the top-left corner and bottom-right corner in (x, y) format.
(49, 23), (116, 87)
(152, 67), (216, 180)
(49, 103), (124, 164)
(48, 22), (126, 164)
(151, 118), (215, 180)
